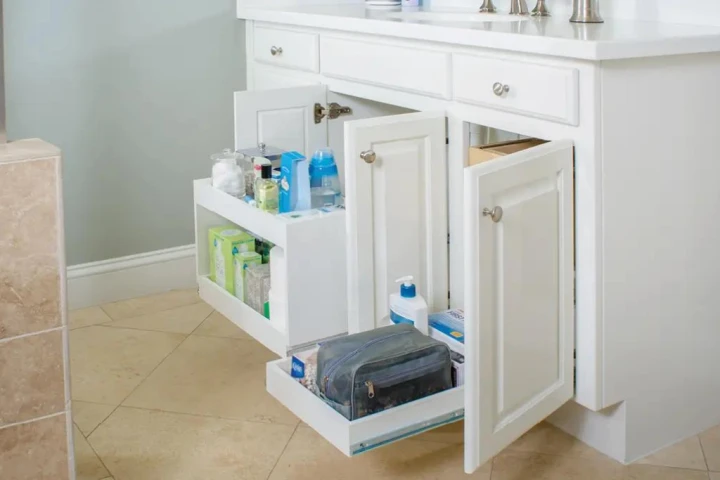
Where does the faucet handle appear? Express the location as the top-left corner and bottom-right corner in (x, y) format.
(478, 0), (497, 13)
(531, 0), (551, 16)
(509, 0), (529, 15)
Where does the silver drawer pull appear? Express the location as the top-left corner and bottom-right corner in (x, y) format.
(270, 46), (283, 56)
(360, 150), (376, 164)
(483, 206), (503, 223)
(492, 82), (510, 97)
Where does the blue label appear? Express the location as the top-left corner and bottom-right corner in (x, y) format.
(290, 356), (305, 378)
(390, 311), (414, 325)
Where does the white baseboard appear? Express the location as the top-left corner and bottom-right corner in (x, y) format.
(67, 245), (197, 310)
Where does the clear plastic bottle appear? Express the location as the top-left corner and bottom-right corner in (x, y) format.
(211, 149), (245, 198)
(236, 152), (255, 198)
(256, 164), (279, 214)
(309, 148), (342, 208)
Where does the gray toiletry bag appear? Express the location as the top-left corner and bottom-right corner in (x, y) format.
(317, 323), (453, 420)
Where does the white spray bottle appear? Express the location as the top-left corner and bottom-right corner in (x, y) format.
(389, 276), (429, 335)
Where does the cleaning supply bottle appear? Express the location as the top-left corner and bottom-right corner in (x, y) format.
(389, 276), (428, 335)
(309, 148), (342, 208)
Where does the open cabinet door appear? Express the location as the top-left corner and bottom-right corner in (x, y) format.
(345, 112), (448, 334)
(233, 85), (327, 156)
(463, 140), (575, 473)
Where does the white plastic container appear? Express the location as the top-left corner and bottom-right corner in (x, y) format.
(388, 275), (428, 335)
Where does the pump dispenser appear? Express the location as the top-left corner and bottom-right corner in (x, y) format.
(389, 275), (429, 335)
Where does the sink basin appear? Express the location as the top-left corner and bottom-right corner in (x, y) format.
(382, 11), (530, 23)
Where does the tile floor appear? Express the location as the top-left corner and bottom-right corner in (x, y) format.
(69, 289), (720, 480)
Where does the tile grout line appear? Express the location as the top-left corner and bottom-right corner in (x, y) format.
(98, 296), (205, 323)
(74, 419), (114, 479)
(0, 325), (64, 345)
(83, 327), (198, 475)
(0, 410), (66, 431)
(700, 435), (711, 471)
(266, 422), (300, 480)
(109, 403), (301, 429)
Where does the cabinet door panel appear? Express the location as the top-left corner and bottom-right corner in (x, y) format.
(463, 140), (574, 473)
(233, 85), (327, 157)
(345, 112), (448, 334)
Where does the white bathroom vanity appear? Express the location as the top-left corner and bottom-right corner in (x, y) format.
(193, 0), (720, 472)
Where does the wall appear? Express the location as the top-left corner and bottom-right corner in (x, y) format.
(4, 0), (246, 266)
(0, 140), (74, 479)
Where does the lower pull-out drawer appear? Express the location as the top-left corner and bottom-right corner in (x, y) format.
(266, 357), (465, 455)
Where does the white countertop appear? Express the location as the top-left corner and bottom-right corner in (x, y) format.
(237, 4), (720, 60)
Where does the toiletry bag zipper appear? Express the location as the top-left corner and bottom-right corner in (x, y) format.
(321, 329), (413, 395)
(350, 343), (450, 417)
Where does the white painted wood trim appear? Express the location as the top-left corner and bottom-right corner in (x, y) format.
(67, 245), (197, 310)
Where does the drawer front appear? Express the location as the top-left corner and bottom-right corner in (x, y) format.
(321, 37), (451, 98)
(453, 54), (579, 125)
(253, 26), (319, 72)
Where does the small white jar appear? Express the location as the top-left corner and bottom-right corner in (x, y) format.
(211, 149), (245, 198)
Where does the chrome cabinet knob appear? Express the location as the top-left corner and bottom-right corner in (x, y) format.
(270, 46), (283, 56)
(483, 206), (503, 223)
(360, 150), (376, 164)
(493, 82), (510, 97)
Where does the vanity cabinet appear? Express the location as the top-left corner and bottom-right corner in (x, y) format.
(194, 77), (576, 472)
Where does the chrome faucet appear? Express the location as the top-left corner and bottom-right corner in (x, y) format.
(509, 0), (529, 15)
(478, 0), (497, 13)
(570, 0), (604, 22)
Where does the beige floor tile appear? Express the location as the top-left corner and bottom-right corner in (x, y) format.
(123, 335), (297, 425)
(101, 289), (201, 321)
(104, 303), (213, 335)
(88, 407), (294, 480)
(414, 419), (464, 444)
(700, 425), (720, 471)
(70, 307), (112, 330)
(269, 426), (491, 480)
(621, 464), (711, 480)
(507, 422), (615, 461)
(709, 473), (720, 479)
(192, 311), (251, 339)
(74, 426), (110, 480)
(72, 401), (116, 436)
(492, 450), (621, 480)
(638, 436), (708, 471)
(70, 326), (186, 404)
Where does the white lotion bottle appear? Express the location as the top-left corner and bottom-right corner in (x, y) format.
(389, 276), (429, 335)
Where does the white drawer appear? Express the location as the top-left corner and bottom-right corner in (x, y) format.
(266, 357), (464, 455)
(453, 54), (579, 125)
(320, 37), (451, 98)
(253, 26), (319, 72)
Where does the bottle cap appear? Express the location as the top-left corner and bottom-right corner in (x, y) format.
(261, 164), (273, 179)
(395, 276), (416, 298)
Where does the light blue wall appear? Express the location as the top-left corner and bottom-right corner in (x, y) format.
(5, 0), (245, 265)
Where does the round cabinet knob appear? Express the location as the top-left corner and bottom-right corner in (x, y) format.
(270, 46), (283, 56)
(492, 82), (510, 97)
(360, 150), (376, 164)
(483, 206), (503, 223)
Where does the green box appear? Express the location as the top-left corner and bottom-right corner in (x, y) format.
(233, 251), (262, 302)
(208, 225), (255, 294)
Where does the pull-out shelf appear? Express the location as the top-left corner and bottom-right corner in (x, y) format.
(266, 357), (465, 455)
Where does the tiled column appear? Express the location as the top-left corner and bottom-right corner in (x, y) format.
(0, 139), (74, 479)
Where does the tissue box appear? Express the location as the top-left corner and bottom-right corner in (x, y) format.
(208, 226), (255, 295)
(428, 309), (465, 355)
(233, 251), (262, 302)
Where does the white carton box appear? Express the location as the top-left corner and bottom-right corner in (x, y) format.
(428, 309), (465, 355)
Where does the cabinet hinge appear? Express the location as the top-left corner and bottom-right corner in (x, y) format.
(447, 233), (451, 245)
(314, 103), (353, 124)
